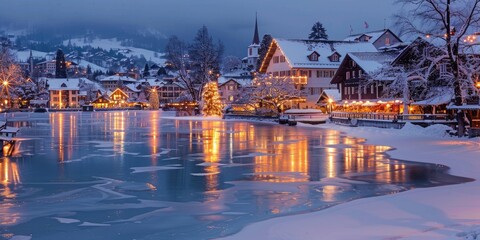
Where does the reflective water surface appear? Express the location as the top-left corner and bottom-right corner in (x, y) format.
(0, 111), (470, 239)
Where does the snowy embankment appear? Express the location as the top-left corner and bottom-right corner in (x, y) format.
(220, 122), (480, 240)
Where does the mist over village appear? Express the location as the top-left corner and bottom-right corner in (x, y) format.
(0, 0), (480, 240)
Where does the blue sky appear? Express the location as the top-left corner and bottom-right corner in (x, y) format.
(0, 0), (399, 56)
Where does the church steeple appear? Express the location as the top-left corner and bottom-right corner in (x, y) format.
(252, 13), (260, 45)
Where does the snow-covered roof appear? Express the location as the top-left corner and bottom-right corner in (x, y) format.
(344, 29), (388, 43)
(124, 83), (141, 92)
(74, 60), (107, 72)
(139, 77), (165, 87)
(411, 87), (454, 106)
(100, 75), (137, 82)
(45, 78), (87, 90)
(322, 89), (341, 102)
(218, 76), (252, 87)
(261, 39), (378, 71)
(347, 52), (398, 74)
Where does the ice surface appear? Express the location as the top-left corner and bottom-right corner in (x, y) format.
(52, 217), (81, 224)
(130, 165), (183, 173)
(79, 222), (111, 227)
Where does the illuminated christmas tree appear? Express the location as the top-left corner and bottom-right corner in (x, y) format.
(149, 88), (160, 110)
(202, 81), (223, 116)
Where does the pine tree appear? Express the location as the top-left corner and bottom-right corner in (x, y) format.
(143, 63), (150, 77)
(55, 49), (67, 78)
(149, 88), (160, 110)
(256, 34), (273, 71)
(157, 67), (167, 76)
(201, 81), (223, 116)
(309, 22), (328, 40)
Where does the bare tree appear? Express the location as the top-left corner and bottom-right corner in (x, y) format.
(396, 0), (480, 135)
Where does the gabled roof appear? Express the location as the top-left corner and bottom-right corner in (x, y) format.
(330, 52), (397, 84)
(344, 29), (402, 45)
(218, 77), (252, 87)
(259, 39), (378, 72)
(45, 78), (90, 90)
(348, 52), (397, 74)
(100, 75), (137, 82)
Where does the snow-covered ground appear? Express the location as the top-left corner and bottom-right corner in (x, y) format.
(63, 38), (166, 65)
(222, 122), (480, 240)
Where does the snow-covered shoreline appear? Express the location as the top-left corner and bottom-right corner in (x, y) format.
(218, 122), (480, 240)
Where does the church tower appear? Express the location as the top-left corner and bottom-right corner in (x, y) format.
(247, 14), (260, 69)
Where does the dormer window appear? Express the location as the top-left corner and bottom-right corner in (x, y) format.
(308, 51), (320, 61)
(329, 52), (341, 62)
(61, 83), (67, 88)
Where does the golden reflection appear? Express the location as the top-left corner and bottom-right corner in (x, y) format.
(50, 113), (75, 162)
(112, 112), (125, 153)
(202, 121), (223, 191)
(253, 127), (309, 183)
(0, 157), (21, 225)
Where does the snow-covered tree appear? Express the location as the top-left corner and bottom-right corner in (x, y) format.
(308, 22), (328, 40)
(201, 81), (223, 116)
(149, 88), (159, 110)
(242, 75), (305, 115)
(395, 0), (480, 135)
(0, 47), (26, 108)
(222, 55), (242, 73)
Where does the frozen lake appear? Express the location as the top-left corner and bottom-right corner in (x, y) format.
(0, 111), (469, 239)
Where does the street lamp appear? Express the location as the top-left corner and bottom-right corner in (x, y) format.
(327, 98), (333, 113)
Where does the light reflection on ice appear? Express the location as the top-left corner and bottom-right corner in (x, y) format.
(0, 111), (463, 240)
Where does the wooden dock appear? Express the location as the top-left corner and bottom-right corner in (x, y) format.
(0, 121), (20, 156)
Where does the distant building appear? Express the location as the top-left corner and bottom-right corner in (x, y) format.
(344, 29), (403, 50)
(99, 75), (137, 90)
(218, 75), (252, 104)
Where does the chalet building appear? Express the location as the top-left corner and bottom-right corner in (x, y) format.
(344, 29), (403, 50)
(44, 77), (102, 109)
(92, 88), (130, 108)
(259, 38), (379, 107)
(99, 75), (137, 90)
(156, 81), (185, 103)
(330, 52), (398, 102)
(218, 76), (252, 104)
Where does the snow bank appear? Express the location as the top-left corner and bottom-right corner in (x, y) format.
(399, 123), (453, 138)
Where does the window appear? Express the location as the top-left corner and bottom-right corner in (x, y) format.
(316, 70), (321, 78)
(308, 70), (312, 78)
(273, 56), (280, 63)
(331, 70), (335, 77)
(385, 37), (391, 46)
(72, 97), (77, 102)
(308, 52), (319, 61)
(352, 61), (356, 67)
(358, 70), (362, 78)
(249, 48), (252, 56)
(330, 54), (339, 62)
(371, 85), (374, 94)
(228, 85), (235, 90)
(228, 95), (234, 101)
(439, 63), (448, 77)
(363, 86), (367, 94)
(346, 72), (350, 80)
(280, 56), (286, 62)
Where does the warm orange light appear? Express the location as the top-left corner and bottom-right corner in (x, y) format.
(2, 81), (7, 86)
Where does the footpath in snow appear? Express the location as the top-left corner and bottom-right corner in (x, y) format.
(221, 122), (480, 240)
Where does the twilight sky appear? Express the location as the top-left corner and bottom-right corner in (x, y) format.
(0, 0), (400, 56)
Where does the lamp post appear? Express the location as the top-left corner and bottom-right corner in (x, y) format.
(327, 98), (333, 114)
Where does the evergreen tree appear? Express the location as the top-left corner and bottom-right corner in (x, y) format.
(308, 22), (328, 40)
(55, 49), (67, 78)
(86, 65), (92, 76)
(201, 81), (223, 116)
(143, 63), (150, 77)
(256, 34), (273, 71)
(149, 88), (160, 110)
(157, 67), (167, 76)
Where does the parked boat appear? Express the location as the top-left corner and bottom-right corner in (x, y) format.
(33, 107), (49, 113)
(283, 109), (329, 124)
